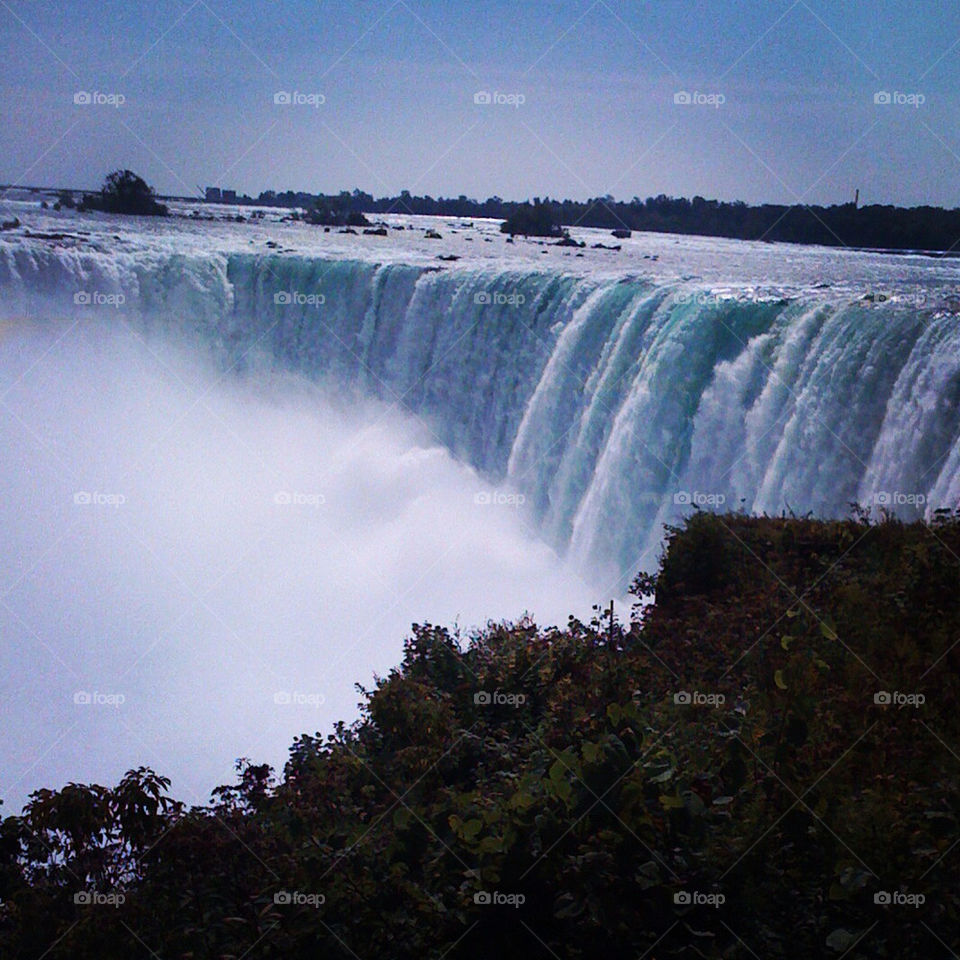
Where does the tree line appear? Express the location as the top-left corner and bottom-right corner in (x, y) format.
(246, 188), (960, 252)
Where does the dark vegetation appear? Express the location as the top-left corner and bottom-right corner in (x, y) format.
(305, 195), (370, 228)
(224, 186), (960, 252)
(2, 511), (959, 958)
(78, 170), (168, 217)
(500, 200), (564, 237)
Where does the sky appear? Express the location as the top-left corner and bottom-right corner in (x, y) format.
(3, 0), (960, 206)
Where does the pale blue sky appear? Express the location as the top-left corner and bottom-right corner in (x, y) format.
(2, 0), (960, 205)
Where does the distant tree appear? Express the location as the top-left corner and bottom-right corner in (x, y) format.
(306, 199), (370, 227)
(80, 169), (168, 216)
(500, 200), (563, 237)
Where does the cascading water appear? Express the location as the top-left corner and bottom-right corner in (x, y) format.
(3, 241), (959, 588)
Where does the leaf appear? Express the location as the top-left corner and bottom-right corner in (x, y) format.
(820, 619), (838, 641)
(553, 892), (583, 918)
(774, 669), (788, 690)
(606, 703), (622, 725)
(461, 819), (482, 840)
(786, 608), (799, 618)
(477, 835), (503, 853)
(649, 767), (676, 784)
(582, 741), (601, 764)
(659, 794), (684, 810)
(826, 929), (859, 952)
(635, 860), (660, 889)
(780, 635), (793, 650)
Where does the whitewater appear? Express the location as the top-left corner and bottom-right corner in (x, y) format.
(4, 195), (960, 810)
(3, 197), (960, 589)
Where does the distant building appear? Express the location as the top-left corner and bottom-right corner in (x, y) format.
(222, 189), (237, 203)
(205, 186), (221, 202)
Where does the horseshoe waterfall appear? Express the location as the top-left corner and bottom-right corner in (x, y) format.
(3, 243), (959, 587)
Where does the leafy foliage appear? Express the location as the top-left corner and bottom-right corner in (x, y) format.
(499, 201), (564, 237)
(79, 169), (168, 216)
(2, 513), (959, 957)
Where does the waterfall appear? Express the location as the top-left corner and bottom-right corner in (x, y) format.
(3, 243), (958, 587)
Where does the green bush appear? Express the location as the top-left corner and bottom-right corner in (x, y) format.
(2, 513), (958, 958)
